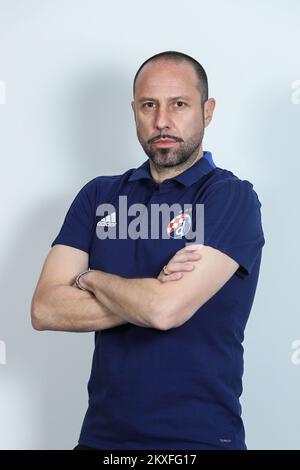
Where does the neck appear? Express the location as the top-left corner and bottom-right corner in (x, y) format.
(149, 146), (203, 184)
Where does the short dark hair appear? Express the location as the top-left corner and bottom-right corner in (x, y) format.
(133, 51), (208, 104)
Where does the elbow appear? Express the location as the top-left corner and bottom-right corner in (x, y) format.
(151, 295), (177, 331)
(30, 299), (47, 331)
(31, 317), (45, 331)
(147, 281), (186, 331)
(152, 297), (195, 331)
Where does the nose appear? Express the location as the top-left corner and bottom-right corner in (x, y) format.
(154, 106), (172, 132)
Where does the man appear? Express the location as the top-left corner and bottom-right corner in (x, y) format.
(31, 51), (265, 450)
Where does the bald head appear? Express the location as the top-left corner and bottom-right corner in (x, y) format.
(133, 51), (208, 105)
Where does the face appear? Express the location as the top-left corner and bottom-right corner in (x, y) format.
(132, 59), (215, 170)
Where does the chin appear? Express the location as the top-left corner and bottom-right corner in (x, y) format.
(154, 156), (183, 169)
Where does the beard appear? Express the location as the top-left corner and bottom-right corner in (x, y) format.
(137, 129), (204, 170)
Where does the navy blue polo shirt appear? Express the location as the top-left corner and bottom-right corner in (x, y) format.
(51, 150), (265, 450)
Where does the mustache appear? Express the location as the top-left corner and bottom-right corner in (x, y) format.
(148, 134), (183, 144)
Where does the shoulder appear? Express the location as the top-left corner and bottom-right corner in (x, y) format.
(76, 167), (135, 201)
(83, 168), (133, 190)
(202, 167), (262, 208)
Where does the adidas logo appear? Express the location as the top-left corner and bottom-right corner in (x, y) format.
(97, 212), (117, 227)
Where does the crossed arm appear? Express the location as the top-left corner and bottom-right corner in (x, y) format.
(79, 244), (239, 330)
(31, 243), (239, 332)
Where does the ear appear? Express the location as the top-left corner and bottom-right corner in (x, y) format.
(203, 98), (216, 128)
(131, 100), (137, 124)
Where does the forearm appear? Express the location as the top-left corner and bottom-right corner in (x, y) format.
(31, 285), (129, 332)
(81, 270), (164, 329)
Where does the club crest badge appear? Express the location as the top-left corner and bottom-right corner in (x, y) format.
(167, 211), (192, 239)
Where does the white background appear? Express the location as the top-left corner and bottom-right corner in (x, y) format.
(0, 0), (299, 449)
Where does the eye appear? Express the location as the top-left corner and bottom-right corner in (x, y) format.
(142, 102), (155, 108)
(175, 101), (187, 108)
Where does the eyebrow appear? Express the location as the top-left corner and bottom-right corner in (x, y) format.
(137, 95), (192, 103)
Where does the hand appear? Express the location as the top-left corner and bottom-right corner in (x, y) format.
(157, 244), (203, 283)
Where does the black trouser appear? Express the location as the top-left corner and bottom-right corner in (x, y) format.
(73, 444), (97, 450)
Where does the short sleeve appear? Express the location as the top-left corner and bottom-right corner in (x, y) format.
(51, 178), (97, 254)
(203, 179), (265, 278)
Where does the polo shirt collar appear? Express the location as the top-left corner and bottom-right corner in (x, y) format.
(128, 151), (216, 187)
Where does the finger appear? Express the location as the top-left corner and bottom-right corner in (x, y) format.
(159, 272), (183, 282)
(172, 252), (202, 263)
(175, 245), (199, 255)
(184, 243), (204, 251)
(168, 262), (196, 272)
(174, 244), (203, 257)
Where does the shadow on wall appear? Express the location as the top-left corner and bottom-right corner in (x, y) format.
(0, 66), (135, 449)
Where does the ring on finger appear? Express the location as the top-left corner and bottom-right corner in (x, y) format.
(163, 265), (171, 275)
